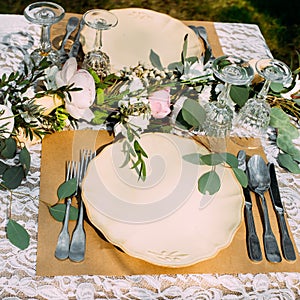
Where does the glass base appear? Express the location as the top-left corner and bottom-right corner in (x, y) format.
(82, 50), (110, 78)
(203, 101), (233, 138)
(234, 98), (270, 136)
(29, 48), (62, 68)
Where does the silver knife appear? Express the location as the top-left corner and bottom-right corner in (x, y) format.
(238, 150), (262, 261)
(69, 18), (85, 58)
(268, 163), (296, 261)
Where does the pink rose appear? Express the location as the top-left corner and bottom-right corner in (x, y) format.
(148, 87), (171, 119)
(55, 57), (95, 121)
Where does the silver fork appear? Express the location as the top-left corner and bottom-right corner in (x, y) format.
(69, 150), (96, 262)
(55, 160), (79, 260)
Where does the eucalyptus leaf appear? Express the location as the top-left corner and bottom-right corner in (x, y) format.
(200, 153), (224, 166)
(230, 85), (250, 107)
(175, 110), (193, 130)
(181, 98), (206, 129)
(19, 146), (30, 176)
(220, 152), (239, 168)
(49, 203), (78, 222)
(270, 82), (284, 93)
(7, 219), (30, 250)
(269, 107), (290, 128)
(198, 170), (221, 195)
(278, 153), (300, 174)
(2, 166), (24, 189)
(1, 137), (17, 159)
(277, 123), (299, 139)
(168, 61), (183, 73)
(277, 134), (300, 161)
(57, 178), (77, 200)
(232, 167), (248, 187)
(0, 161), (8, 174)
(182, 153), (203, 165)
(150, 49), (163, 70)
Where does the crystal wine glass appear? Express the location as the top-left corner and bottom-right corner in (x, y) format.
(82, 9), (118, 78)
(24, 1), (65, 67)
(235, 58), (292, 136)
(204, 55), (254, 138)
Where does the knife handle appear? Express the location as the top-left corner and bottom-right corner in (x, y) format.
(277, 209), (296, 261)
(244, 202), (262, 261)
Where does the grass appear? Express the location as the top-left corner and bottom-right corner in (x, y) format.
(1, 0), (299, 66)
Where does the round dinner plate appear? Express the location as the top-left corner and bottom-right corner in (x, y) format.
(80, 8), (204, 71)
(81, 133), (244, 267)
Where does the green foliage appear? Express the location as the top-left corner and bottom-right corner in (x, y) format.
(269, 107), (300, 173)
(180, 98), (206, 130)
(150, 49), (164, 71)
(120, 124), (148, 181)
(198, 170), (220, 195)
(49, 203), (78, 222)
(6, 219), (30, 250)
(0, 139), (30, 190)
(57, 178), (77, 200)
(183, 152), (248, 194)
(230, 85), (251, 107)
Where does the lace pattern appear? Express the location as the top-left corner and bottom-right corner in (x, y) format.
(0, 15), (300, 299)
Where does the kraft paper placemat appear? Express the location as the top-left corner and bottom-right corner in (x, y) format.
(36, 130), (300, 276)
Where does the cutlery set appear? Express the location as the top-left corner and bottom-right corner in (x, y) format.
(237, 150), (296, 263)
(55, 149), (96, 262)
(58, 16), (85, 63)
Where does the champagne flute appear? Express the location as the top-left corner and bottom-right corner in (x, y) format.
(24, 1), (65, 67)
(204, 55), (254, 138)
(235, 58), (292, 136)
(82, 9), (118, 78)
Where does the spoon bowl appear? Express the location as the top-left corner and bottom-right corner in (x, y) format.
(247, 155), (281, 262)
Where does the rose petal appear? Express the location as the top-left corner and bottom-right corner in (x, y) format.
(55, 57), (77, 87)
(65, 102), (94, 122)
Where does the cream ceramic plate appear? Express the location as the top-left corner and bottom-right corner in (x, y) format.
(82, 133), (244, 267)
(80, 8), (204, 71)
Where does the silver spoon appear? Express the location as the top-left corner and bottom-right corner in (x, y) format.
(58, 17), (79, 62)
(247, 155), (282, 263)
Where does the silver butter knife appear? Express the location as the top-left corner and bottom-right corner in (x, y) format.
(268, 163), (296, 261)
(238, 150), (262, 261)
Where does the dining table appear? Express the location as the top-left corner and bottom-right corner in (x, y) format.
(0, 9), (300, 300)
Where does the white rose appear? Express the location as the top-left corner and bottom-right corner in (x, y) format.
(55, 57), (95, 121)
(0, 105), (14, 139)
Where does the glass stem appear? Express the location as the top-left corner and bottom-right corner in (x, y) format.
(40, 25), (52, 53)
(257, 79), (271, 100)
(218, 82), (231, 107)
(94, 29), (103, 51)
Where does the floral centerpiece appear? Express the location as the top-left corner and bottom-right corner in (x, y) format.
(0, 57), (95, 249)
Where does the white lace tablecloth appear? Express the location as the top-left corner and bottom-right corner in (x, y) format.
(1, 14), (300, 299)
